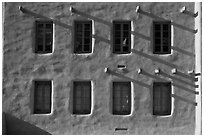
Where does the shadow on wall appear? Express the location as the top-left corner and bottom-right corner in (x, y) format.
(2, 112), (51, 135)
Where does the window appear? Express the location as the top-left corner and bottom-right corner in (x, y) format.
(74, 20), (92, 53)
(153, 82), (171, 116)
(73, 81), (91, 114)
(113, 21), (131, 54)
(153, 21), (171, 54)
(35, 21), (53, 53)
(34, 80), (52, 114)
(112, 82), (131, 115)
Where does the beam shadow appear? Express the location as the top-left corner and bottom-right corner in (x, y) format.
(159, 70), (196, 88)
(137, 8), (196, 33)
(106, 68), (151, 89)
(171, 46), (195, 57)
(141, 70), (198, 95)
(19, 6), (72, 30)
(3, 112), (51, 135)
(171, 94), (197, 106)
(92, 34), (111, 45)
(131, 49), (177, 68)
(71, 7), (112, 27)
(172, 69), (196, 81)
(131, 31), (151, 41)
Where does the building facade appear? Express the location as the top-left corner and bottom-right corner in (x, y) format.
(3, 2), (199, 134)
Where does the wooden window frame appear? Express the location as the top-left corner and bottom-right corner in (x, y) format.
(34, 80), (52, 114)
(35, 20), (53, 54)
(74, 20), (92, 54)
(73, 81), (91, 115)
(153, 21), (171, 54)
(113, 20), (131, 54)
(153, 82), (172, 116)
(112, 81), (131, 115)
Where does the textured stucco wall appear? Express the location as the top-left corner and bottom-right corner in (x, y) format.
(3, 2), (196, 134)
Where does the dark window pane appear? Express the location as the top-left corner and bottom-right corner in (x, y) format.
(163, 24), (169, 31)
(113, 82), (131, 115)
(115, 24), (121, 30)
(123, 31), (129, 37)
(163, 46), (169, 52)
(84, 44), (90, 52)
(113, 21), (131, 54)
(114, 44), (121, 52)
(46, 24), (52, 29)
(115, 31), (121, 37)
(73, 81), (91, 114)
(153, 82), (171, 116)
(45, 45), (52, 52)
(115, 38), (121, 44)
(84, 38), (90, 45)
(163, 31), (169, 38)
(84, 24), (91, 31)
(123, 46), (129, 52)
(155, 38), (161, 44)
(36, 21), (53, 53)
(84, 31), (91, 37)
(74, 21), (92, 53)
(37, 45), (43, 51)
(123, 24), (129, 30)
(155, 31), (161, 37)
(155, 24), (161, 30)
(155, 46), (161, 52)
(38, 24), (44, 29)
(34, 81), (51, 114)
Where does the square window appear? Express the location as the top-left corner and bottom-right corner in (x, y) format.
(112, 82), (131, 115)
(153, 82), (171, 116)
(35, 21), (53, 54)
(34, 80), (52, 114)
(113, 21), (131, 54)
(153, 21), (171, 54)
(74, 21), (92, 54)
(73, 81), (91, 115)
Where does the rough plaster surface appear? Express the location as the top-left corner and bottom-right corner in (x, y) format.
(3, 2), (195, 134)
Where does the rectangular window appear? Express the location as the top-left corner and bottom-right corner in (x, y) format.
(35, 21), (53, 54)
(74, 21), (92, 53)
(73, 81), (91, 114)
(113, 21), (131, 54)
(34, 80), (52, 114)
(153, 82), (171, 116)
(112, 82), (131, 115)
(153, 21), (171, 54)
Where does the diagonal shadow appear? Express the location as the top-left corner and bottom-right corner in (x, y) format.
(92, 34), (111, 44)
(71, 7), (112, 27)
(171, 46), (195, 57)
(131, 49), (177, 68)
(131, 31), (151, 41)
(106, 68), (151, 89)
(141, 70), (198, 95)
(3, 112), (51, 135)
(171, 94), (197, 106)
(138, 8), (196, 33)
(172, 69), (196, 81)
(159, 70), (196, 88)
(19, 6), (72, 30)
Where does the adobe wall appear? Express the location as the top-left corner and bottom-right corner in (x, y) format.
(3, 2), (196, 134)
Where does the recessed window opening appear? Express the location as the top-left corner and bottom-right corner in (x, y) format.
(35, 21), (53, 54)
(74, 20), (92, 53)
(153, 82), (171, 116)
(112, 82), (131, 115)
(113, 21), (131, 54)
(73, 81), (91, 115)
(34, 80), (52, 114)
(153, 21), (171, 54)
